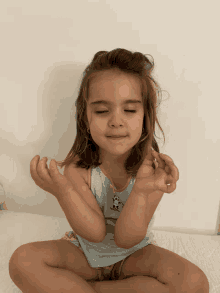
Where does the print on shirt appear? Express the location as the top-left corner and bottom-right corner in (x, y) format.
(110, 194), (124, 212)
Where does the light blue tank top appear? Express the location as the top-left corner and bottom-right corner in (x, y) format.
(68, 165), (156, 268)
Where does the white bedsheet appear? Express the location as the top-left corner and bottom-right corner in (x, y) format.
(0, 211), (219, 293)
(151, 229), (220, 293)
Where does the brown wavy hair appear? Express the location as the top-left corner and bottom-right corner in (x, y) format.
(57, 48), (168, 178)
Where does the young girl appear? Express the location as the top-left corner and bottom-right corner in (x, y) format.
(9, 49), (208, 293)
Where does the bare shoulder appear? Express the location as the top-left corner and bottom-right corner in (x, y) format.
(64, 156), (89, 187)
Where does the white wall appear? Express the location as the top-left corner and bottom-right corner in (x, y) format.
(1, 0), (220, 235)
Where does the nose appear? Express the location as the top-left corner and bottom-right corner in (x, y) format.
(108, 111), (124, 128)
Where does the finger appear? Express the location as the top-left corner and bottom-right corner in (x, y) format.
(165, 181), (176, 193)
(152, 150), (165, 169)
(30, 155), (45, 186)
(141, 146), (154, 167)
(36, 157), (53, 184)
(159, 153), (179, 182)
(146, 144), (153, 160)
(49, 159), (61, 181)
(159, 179), (176, 193)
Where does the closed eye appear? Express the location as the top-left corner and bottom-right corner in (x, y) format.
(95, 110), (136, 114)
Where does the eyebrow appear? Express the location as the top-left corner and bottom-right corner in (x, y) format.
(90, 99), (142, 106)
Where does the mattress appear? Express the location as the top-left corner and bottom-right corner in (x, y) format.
(0, 211), (219, 293)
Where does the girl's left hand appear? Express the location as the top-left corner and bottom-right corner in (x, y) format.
(133, 146), (179, 194)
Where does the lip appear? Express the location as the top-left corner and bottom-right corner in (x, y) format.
(107, 136), (127, 139)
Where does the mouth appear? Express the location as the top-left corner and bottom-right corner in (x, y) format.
(107, 136), (127, 139)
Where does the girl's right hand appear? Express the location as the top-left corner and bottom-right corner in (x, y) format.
(30, 156), (73, 199)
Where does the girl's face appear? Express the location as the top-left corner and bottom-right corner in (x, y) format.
(86, 70), (144, 166)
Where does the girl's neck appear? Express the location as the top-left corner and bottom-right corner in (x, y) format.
(100, 163), (129, 181)
(101, 162), (124, 175)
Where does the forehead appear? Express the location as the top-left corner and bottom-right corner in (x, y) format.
(89, 99), (142, 106)
(88, 71), (142, 106)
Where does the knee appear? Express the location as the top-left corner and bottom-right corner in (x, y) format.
(192, 270), (209, 293)
(183, 270), (209, 293)
(168, 269), (209, 293)
(198, 271), (209, 293)
(9, 244), (32, 279)
(9, 250), (27, 288)
(9, 247), (22, 279)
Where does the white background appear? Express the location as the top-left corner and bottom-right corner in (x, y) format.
(1, 0), (220, 235)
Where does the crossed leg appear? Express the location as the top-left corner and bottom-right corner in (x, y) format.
(119, 244), (209, 293)
(90, 244), (209, 293)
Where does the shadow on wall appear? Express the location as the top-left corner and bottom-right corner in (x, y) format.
(0, 183), (8, 210)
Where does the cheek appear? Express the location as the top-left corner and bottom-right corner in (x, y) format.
(129, 117), (143, 132)
(91, 120), (106, 132)
(87, 112), (101, 131)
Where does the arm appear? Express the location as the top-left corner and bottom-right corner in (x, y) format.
(30, 156), (106, 243)
(57, 188), (106, 243)
(114, 189), (164, 249)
